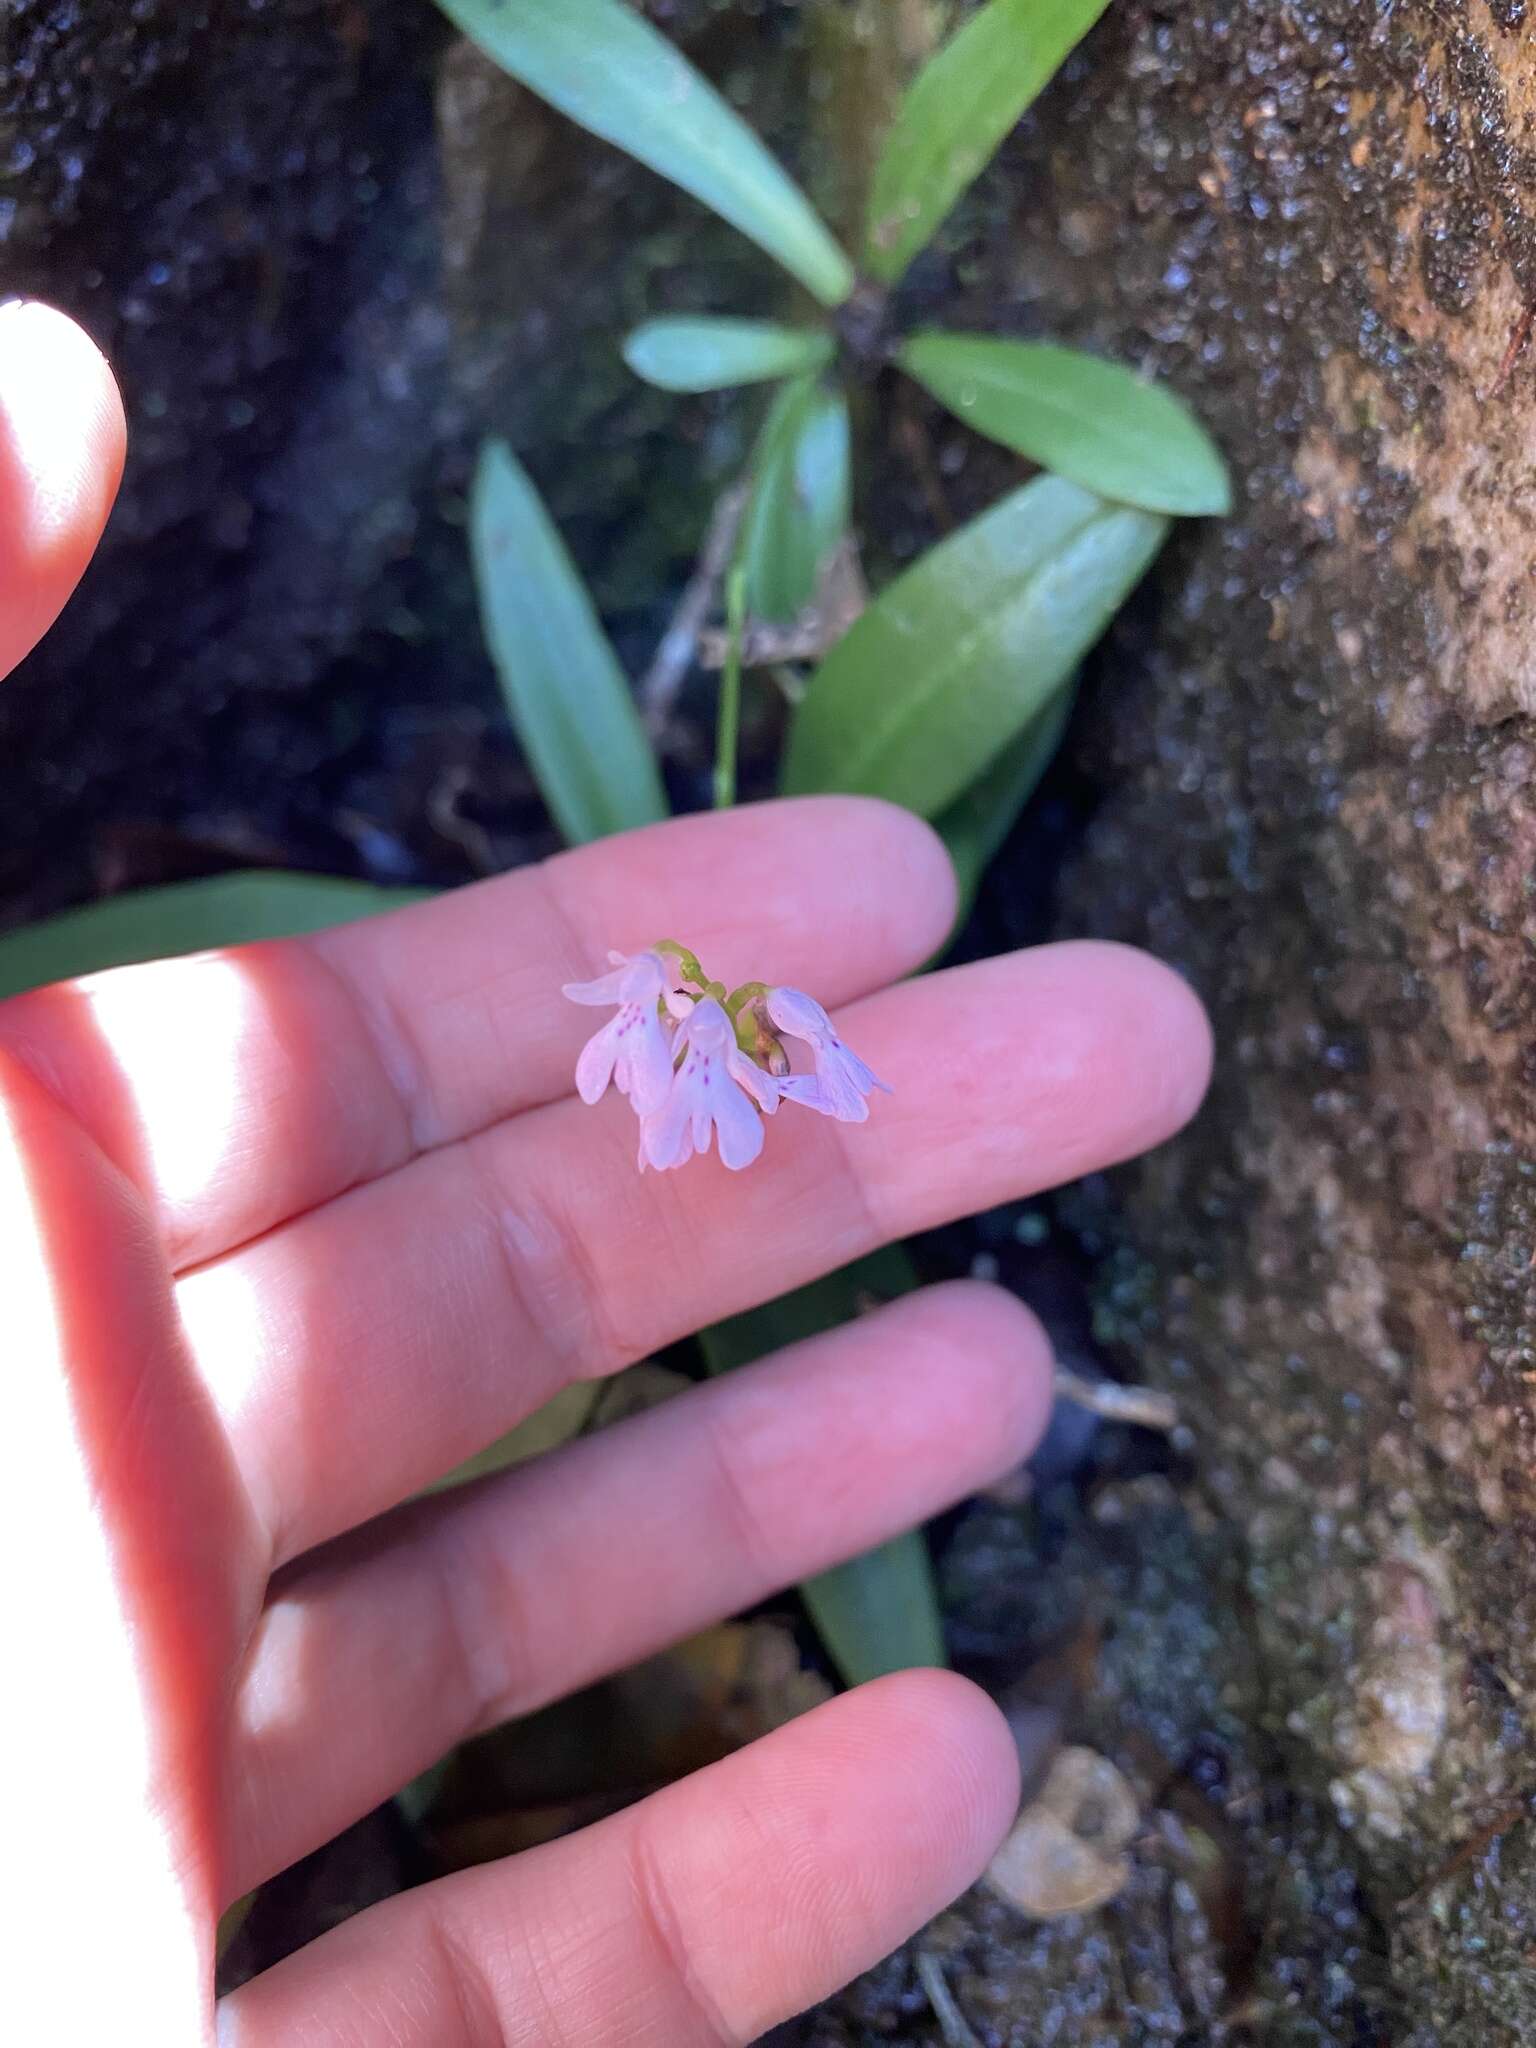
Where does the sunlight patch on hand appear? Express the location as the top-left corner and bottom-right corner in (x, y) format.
(77, 951), (267, 1228)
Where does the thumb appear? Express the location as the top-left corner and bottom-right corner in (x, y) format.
(0, 297), (125, 678)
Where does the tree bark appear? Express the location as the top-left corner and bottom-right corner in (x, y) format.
(1010, 3), (1536, 2037)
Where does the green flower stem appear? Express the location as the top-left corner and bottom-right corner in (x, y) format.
(713, 563), (748, 810)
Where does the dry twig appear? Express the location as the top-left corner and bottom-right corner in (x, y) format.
(915, 1953), (984, 2048)
(640, 483), (749, 735)
(1053, 1367), (1179, 1433)
(697, 536), (869, 670)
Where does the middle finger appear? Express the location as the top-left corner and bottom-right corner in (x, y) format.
(180, 940), (1210, 1566)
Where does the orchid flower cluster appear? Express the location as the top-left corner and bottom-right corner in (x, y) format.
(563, 942), (890, 1172)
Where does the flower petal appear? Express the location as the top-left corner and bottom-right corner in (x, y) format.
(782, 1070), (868, 1123)
(831, 1041), (891, 1099)
(564, 949), (671, 1008)
(812, 1049), (876, 1122)
(639, 1082), (696, 1171)
(777, 1073), (837, 1115)
(727, 1046), (780, 1114)
(563, 963), (633, 1007)
(574, 1016), (624, 1104)
(623, 1007), (677, 1116)
(712, 1072), (767, 1169)
(765, 985), (832, 1042)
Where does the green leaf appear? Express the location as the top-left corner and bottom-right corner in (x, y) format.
(740, 375), (852, 624)
(623, 316), (833, 393)
(783, 474), (1166, 817)
(900, 332), (1231, 517)
(701, 1248), (947, 1687)
(936, 678), (1077, 924)
(470, 440), (669, 847)
(420, 1382), (599, 1496)
(216, 1892), (256, 1968)
(801, 1532), (945, 1686)
(0, 873), (429, 1002)
(433, 0), (854, 307)
(865, 0), (1114, 286)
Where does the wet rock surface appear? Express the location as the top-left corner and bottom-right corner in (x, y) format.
(809, 0), (1536, 2034)
(0, 0), (756, 913)
(987, 0), (1536, 2037)
(796, 1474), (1387, 2045)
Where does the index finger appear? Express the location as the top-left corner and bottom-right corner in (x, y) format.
(0, 798), (956, 1270)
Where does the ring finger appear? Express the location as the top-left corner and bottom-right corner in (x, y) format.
(224, 1280), (1053, 1898)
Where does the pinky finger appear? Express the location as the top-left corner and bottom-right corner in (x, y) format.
(218, 1670), (1019, 2048)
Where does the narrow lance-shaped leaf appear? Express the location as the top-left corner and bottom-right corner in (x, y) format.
(784, 475), (1167, 818)
(470, 440), (669, 848)
(935, 678), (1078, 927)
(420, 1383), (599, 1497)
(0, 873), (430, 1002)
(434, 0), (854, 308)
(901, 332), (1231, 517)
(740, 375), (852, 624)
(701, 1248), (947, 1686)
(865, 0), (1114, 287)
(802, 1532), (945, 1687)
(623, 316), (833, 393)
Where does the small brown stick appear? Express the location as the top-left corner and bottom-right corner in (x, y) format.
(424, 766), (499, 875)
(768, 664), (807, 706)
(1484, 300), (1536, 403)
(1053, 1367), (1179, 1434)
(698, 536), (869, 670)
(915, 1953), (984, 2048)
(640, 483), (749, 736)
(699, 617), (830, 668)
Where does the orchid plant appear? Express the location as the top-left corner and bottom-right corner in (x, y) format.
(447, 0), (1229, 915)
(566, 945), (888, 1172)
(427, 0), (1230, 1683)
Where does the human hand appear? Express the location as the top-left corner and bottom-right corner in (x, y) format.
(0, 301), (1212, 2044)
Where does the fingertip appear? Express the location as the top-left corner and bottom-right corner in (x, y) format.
(850, 1667), (1023, 1878)
(1073, 939), (1215, 1137)
(840, 795), (959, 940)
(996, 938), (1212, 1156)
(882, 1279), (1056, 1471)
(0, 299), (126, 674)
(770, 794), (957, 964)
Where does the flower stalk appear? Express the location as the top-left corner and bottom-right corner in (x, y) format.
(713, 563), (748, 811)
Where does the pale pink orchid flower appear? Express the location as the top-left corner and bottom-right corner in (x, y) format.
(766, 986), (891, 1124)
(639, 997), (779, 1173)
(561, 949), (677, 1117)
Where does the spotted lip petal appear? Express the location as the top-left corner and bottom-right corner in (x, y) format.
(574, 1004), (675, 1115)
(564, 950), (677, 1115)
(765, 985), (891, 1124)
(638, 998), (768, 1172)
(775, 1072), (840, 1117)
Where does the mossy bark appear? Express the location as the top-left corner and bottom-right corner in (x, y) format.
(985, 3), (1536, 2038)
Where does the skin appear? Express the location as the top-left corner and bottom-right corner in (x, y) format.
(0, 300), (1214, 2045)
